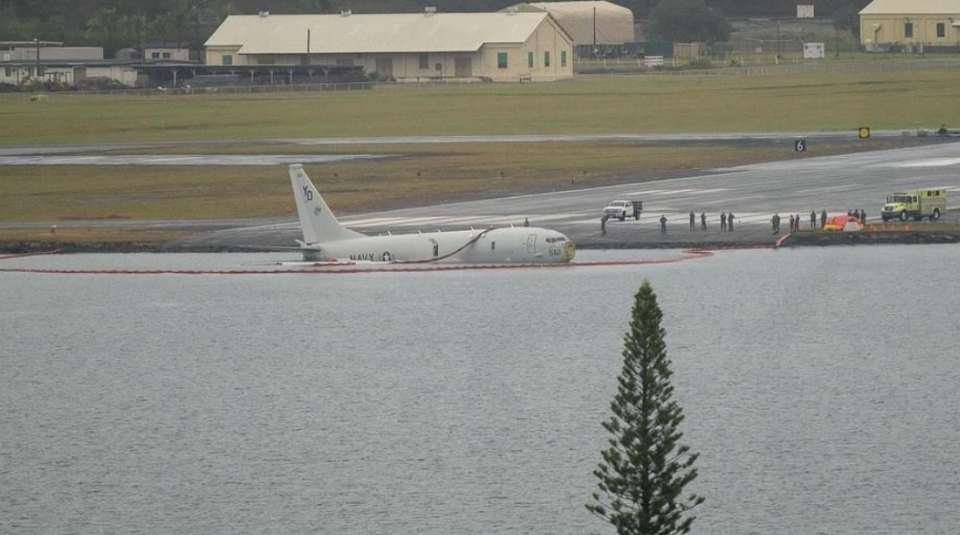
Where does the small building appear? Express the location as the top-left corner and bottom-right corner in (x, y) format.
(860, 0), (960, 52)
(0, 61), (138, 86)
(143, 43), (191, 62)
(0, 42), (139, 87)
(204, 10), (574, 82)
(1, 41), (103, 62)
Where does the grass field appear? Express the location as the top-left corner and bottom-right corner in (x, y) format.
(3, 70), (960, 145)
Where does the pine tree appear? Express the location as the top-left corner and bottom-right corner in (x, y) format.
(587, 280), (704, 535)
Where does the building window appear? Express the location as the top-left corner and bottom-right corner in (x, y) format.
(905, 22), (913, 38)
(162, 52), (171, 59)
(435, 62), (441, 71)
(151, 52), (160, 59)
(419, 53), (428, 69)
(4, 67), (12, 77)
(497, 52), (508, 69)
(561, 50), (567, 67)
(222, 54), (232, 66)
(544, 51), (550, 67)
(528, 52), (533, 68)
(937, 22), (946, 38)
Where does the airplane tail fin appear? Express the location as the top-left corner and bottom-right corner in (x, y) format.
(289, 164), (365, 244)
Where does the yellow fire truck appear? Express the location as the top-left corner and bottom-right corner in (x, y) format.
(880, 189), (947, 222)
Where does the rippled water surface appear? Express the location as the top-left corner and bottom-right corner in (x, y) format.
(2, 247), (959, 534)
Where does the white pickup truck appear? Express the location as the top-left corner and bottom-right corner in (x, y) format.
(603, 200), (643, 221)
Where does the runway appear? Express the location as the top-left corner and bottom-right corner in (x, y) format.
(0, 130), (907, 158)
(2, 134), (958, 249)
(177, 140), (960, 248)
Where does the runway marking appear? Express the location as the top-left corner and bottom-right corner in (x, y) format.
(624, 189), (668, 196)
(796, 184), (864, 194)
(345, 214), (590, 228)
(342, 216), (411, 226)
(625, 187), (731, 197)
(884, 158), (960, 168)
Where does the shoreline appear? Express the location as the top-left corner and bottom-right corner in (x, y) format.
(3, 230), (960, 256)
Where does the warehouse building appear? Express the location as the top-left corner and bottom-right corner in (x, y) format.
(860, 0), (960, 52)
(0, 42), (140, 86)
(204, 10), (574, 82)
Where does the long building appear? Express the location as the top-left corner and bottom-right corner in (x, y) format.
(860, 0), (960, 51)
(204, 10), (574, 82)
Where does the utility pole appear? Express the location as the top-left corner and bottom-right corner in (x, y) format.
(835, 26), (840, 59)
(34, 37), (41, 84)
(776, 19), (781, 63)
(593, 6), (597, 58)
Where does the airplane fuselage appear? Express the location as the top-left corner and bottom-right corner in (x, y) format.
(304, 227), (575, 264)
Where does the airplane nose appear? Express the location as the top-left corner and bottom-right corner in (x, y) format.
(562, 240), (576, 261)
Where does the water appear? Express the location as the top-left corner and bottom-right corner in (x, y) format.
(2, 247), (959, 534)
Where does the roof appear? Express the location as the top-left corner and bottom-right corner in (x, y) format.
(860, 0), (960, 15)
(205, 13), (558, 54)
(143, 42), (190, 49)
(505, 1), (634, 44)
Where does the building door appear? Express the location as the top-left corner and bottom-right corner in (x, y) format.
(73, 67), (87, 83)
(455, 57), (472, 77)
(375, 58), (393, 78)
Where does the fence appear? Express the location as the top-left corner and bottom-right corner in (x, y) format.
(575, 56), (960, 77)
(0, 80), (375, 99)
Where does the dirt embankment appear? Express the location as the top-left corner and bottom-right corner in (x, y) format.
(786, 231), (960, 247)
(4, 229), (960, 256)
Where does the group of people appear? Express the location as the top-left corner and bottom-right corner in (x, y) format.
(847, 209), (867, 224)
(772, 212), (815, 234)
(663, 211), (735, 234)
(601, 211), (737, 235)
(771, 209), (866, 234)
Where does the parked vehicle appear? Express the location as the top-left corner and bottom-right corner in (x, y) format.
(881, 189), (946, 222)
(603, 200), (643, 221)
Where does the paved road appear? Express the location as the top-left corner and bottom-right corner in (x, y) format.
(176, 141), (960, 249)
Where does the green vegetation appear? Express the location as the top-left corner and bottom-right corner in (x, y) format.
(648, 0), (730, 44)
(4, 70), (960, 145)
(588, 280), (703, 535)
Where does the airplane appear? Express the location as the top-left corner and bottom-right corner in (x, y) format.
(288, 164), (576, 264)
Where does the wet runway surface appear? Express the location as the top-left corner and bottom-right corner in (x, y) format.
(177, 141), (960, 248)
(0, 130), (907, 158)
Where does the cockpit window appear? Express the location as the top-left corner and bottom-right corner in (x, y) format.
(545, 237), (566, 243)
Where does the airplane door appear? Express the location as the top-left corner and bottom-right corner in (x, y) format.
(526, 234), (537, 254)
